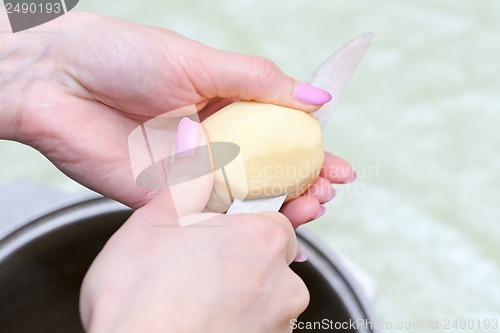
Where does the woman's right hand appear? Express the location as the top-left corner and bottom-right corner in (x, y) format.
(80, 188), (309, 333)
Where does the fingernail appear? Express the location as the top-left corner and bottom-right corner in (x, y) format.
(314, 205), (327, 219)
(293, 82), (332, 105)
(346, 171), (357, 183)
(326, 187), (337, 201)
(294, 250), (308, 263)
(175, 118), (199, 155)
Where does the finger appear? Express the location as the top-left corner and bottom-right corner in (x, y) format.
(280, 196), (325, 229)
(193, 48), (332, 112)
(304, 177), (336, 204)
(261, 212), (299, 265)
(320, 152), (356, 183)
(136, 118), (215, 226)
(167, 118), (214, 223)
(294, 245), (308, 263)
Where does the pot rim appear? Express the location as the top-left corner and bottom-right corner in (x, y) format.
(0, 195), (380, 333)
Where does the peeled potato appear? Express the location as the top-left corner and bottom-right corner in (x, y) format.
(201, 101), (324, 212)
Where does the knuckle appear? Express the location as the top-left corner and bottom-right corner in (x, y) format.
(233, 213), (294, 263)
(248, 56), (281, 90)
(254, 57), (280, 84)
(260, 215), (291, 252)
(240, 213), (290, 253)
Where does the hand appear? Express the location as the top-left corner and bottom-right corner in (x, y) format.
(0, 11), (355, 226)
(80, 139), (309, 332)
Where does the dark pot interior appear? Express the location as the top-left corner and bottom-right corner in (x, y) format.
(0, 196), (377, 333)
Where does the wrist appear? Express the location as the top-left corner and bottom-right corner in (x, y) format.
(0, 12), (56, 142)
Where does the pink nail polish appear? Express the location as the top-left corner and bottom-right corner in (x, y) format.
(294, 251), (308, 263)
(175, 118), (199, 155)
(326, 188), (336, 201)
(346, 171), (357, 183)
(293, 82), (332, 105)
(314, 205), (327, 219)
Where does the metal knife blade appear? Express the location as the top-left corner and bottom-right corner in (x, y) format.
(226, 34), (373, 214)
(226, 195), (287, 215)
(310, 33), (373, 128)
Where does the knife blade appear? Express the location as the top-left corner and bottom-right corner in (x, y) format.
(310, 33), (374, 128)
(226, 34), (373, 214)
(226, 195), (287, 215)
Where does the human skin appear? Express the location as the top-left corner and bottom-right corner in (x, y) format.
(80, 190), (309, 333)
(0, 9), (357, 332)
(0, 11), (355, 226)
(78, 120), (309, 333)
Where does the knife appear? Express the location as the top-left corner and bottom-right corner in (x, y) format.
(226, 33), (373, 215)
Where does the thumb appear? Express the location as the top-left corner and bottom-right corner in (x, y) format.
(165, 118), (214, 223)
(192, 47), (332, 112)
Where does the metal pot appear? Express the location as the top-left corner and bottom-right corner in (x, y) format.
(0, 184), (378, 333)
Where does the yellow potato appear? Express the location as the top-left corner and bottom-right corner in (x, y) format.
(201, 101), (324, 212)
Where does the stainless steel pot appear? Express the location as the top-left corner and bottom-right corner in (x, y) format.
(0, 184), (379, 333)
